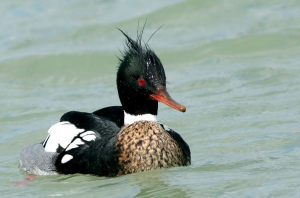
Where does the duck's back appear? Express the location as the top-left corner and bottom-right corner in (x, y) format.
(116, 121), (190, 175)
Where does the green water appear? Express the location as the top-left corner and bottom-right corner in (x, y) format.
(1, 0), (300, 197)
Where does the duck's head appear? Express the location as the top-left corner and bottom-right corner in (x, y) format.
(117, 29), (186, 125)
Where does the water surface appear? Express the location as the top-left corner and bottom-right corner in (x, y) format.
(1, 0), (300, 197)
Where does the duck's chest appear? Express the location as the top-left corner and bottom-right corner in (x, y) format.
(115, 121), (184, 175)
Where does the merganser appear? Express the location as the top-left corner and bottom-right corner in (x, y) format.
(20, 29), (191, 176)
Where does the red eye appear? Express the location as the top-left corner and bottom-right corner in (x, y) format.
(138, 78), (145, 86)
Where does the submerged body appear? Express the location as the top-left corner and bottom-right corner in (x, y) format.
(20, 29), (191, 176)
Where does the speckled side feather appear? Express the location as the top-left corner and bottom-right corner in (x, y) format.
(116, 121), (188, 175)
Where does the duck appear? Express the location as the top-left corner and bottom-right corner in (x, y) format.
(20, 29), (191, 176)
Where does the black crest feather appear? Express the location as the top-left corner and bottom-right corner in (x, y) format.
(117, 24), (166, 87)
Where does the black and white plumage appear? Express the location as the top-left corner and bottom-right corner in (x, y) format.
(20, 29), (191, 176)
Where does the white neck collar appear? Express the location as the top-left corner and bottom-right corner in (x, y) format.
(124, 111), (157, 125)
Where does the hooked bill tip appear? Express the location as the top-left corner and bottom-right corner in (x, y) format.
(180, 105), (186, 113)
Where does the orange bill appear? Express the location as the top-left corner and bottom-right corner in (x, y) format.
(150, 88), (186, 112)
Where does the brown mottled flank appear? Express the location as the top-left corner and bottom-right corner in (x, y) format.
(116, 121), (186, 175)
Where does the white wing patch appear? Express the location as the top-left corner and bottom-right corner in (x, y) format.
(61, 154), (73, 164)
(65, 131), (97, 151)
(80, 131), (95, 137)
(43, 122), (97, 153)
(65, 138), (84, 151)
(81, 131), (97, 141)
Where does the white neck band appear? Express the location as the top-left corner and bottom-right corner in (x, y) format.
(124, 111), (157, 125)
